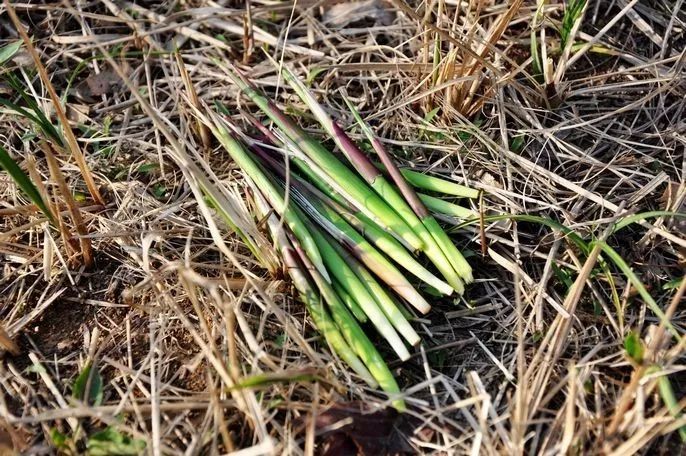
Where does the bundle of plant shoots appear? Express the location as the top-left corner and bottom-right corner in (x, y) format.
(199, 65), (479, 410)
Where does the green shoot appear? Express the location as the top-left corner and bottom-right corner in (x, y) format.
(0, 144), (55, 224)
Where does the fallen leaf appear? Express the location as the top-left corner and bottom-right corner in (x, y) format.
(322, 0), (394, 28)
(72, 70), (122, 102)
(0, 40), (22, 66)
(0, 325), (19, 356)
(0, 420), (30, 454)
(66, 104), (90, 123)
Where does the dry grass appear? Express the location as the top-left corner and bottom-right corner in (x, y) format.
(0, 0), (685, 454)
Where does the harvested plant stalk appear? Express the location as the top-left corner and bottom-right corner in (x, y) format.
(202, 65), (478, 409)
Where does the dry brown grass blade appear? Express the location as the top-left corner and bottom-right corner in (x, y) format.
(457, 0), (523, 113)
(606, 275), (686, 438)
(99, 0), (164, 50)
(608, 397), (686, 456)
(154, 275), (272, 448)
(174, 52), (211, 151)
(123, 2), (233, 53)
(24, 155), (56, 222)
(27, 149), (79, 261)
(41, 142), (93, 268)
(323, 62), (451, 74)
(388, 0), (526, 116)
(389, 0), (500, 74)
(242, 0), (254, 64)
(4, 0), (104, 206)
(519, 222), (614, 428)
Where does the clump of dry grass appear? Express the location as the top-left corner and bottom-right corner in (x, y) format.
(0, 0), (685, 454)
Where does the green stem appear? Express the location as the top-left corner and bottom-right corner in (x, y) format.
(281, 69), (469, 288)
(400, 168), (479, 199)
(256, 193), (377, 388)
(308, 224), (413, 359)
(225, 68), (424, 251)
(271, 157), (453, 295)
(419, 193), (477, 219)
(332, 280), (368, 322)
(292, 186), (434, 310)
(208, 116), (328, 280)
(322, 230), (422, 345)
(290, 231), (405, 410)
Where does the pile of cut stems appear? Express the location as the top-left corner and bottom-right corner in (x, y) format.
(203, 67), (479, 410)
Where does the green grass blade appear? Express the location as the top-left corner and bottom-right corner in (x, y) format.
(283, 144), (421, 250)
(595, 240), (681, 341)
(454, 213), (588, 252)
(612, 211), (686, 234)
(530, 0), (545, 77)
(656, 372), (686, 442)
(0, 40), (22, 65)
(229, 370), (320, 391)
(0, 97), (45, 128)
(457, 211), (685, 254)
(561, 0), (587, 49)
(0, 144), (55, 224)
(3, 73), (63, 144)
